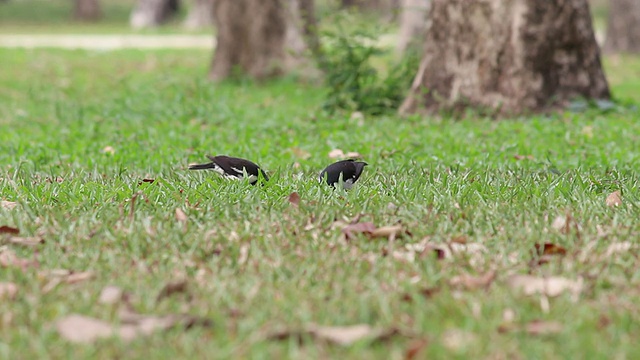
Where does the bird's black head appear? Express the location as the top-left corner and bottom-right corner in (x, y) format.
(353, 161), (368, 177)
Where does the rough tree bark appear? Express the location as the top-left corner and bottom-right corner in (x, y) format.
(396, 0), (430, 54)
(130, 0), (180, 29)
(400, 0), (610, 116)
(210, 0), (317, 81)
(604, 0), (640, 53)
(183, 0), (214, 29)
(74, 0), (102, 21)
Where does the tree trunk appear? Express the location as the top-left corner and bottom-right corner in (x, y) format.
(396, 0), (429, 54)
(400, 0), (610, 117)
(74, 0), (102, 21)
(210, 0), (317, 81)
(130, 0), (180, 29)
(183, 0), (214, 29)
(604, 0), (640, 53)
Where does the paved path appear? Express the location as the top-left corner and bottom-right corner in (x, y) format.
(0, 32), (603, 50)
(0, 34), (214, 50)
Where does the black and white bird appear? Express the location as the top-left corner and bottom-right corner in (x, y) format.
(188, 155), (269, 185)
(319, 159), (368, 189)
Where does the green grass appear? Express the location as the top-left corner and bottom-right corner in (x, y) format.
(1, 47), (640, 358)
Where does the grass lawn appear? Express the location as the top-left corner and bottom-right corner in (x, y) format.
(1, 47), (640, 358)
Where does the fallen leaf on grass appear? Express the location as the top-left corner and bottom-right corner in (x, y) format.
(328, 149), (363, 160)
(56, 315), (115, 343)
(138, 178), (155, 185)
(0, 282), (18, 300)
(534, 243), (567, 256)
(8, 237), (44, 247)
(404, 338), (429, 360)
(450, 270), (496, 290)
(370, 225), (404, 239)
(551, 214), (573, 234)
(0, 225), (20, 235)
(342, 222), (407, 241)
(514, 155), (534, 161)
(291, 147), (311, 160)
(102, 146), (115, 154)
(99, 285), (126, 305)
(1, 201), (17, 210)
(156, 280), (189, 303)
(328, 149), (345, 159)
(507, 275), (583, 298)
(606, 191), (622, 207)
(606, 242), (633, 256)
(268, 324), (401, 346)
(525, 320), (563, 335)
(342, 222), (377, 240)
(238, 243), (250, 265)
(0, 249), (38, 271)
(288, 192), (300, 207)
(175, 208), (188, 224)
(56, 312), (212, 344)
(41, 270), (94, 293)
(441, 329), (476, 351)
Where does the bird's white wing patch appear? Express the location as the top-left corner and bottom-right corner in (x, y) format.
(211, 164), (226, 176)
(230, 166), (246, 176)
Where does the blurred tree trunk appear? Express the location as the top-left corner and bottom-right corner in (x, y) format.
(400, 0), (610, 116)
(396, 0), (429, 54)
(130, 0), (180, 29)
(183, 0), (214, 29)
(210, 0), (318, 81)
(603, 0), (640, 53)
(74, 0), (102, 21)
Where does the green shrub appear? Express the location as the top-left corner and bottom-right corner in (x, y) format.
(318, 21), (419, 116)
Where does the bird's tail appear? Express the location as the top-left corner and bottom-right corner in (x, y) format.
(188, 163), (215, 171)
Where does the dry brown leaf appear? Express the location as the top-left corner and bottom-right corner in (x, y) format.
(345, 152), (363, 159)
(8, 237), (44, 246)
(328, 149), (345, 159)
(507, 275), (583, 298)
(238, 243), (250, 265)
(606, 242), (633, 256)
(525, 320), (563, 335)
(98, 285), (125, 305)
(606, 191), (622, 207)
(56, 314), (117, 343)
(268, 324), (400, 346)
(291, 147), (311, 160)
(513, 154), (534, 160)
(66, 271), (95, 284)
(1, 201), (17, 210)
(404, 338), (429, 360)
(534, 243), (567, 256)
(441, 329), (476, 350)
(156, 280), (189, 303)
(175, 208), (188, 224)
(0, 249), (38, 271)
(342, 222), (377, 240)
(0, 282), (18, 300)
(41, 270), (94, 293)
(288, 192), (300, 207)
(138, 178), (155, 185)
(56, 313), (212, 344)
(551, 214), (573, 234)
(0, 225), (20, 235)
(450, 270), (496, 290)
(370, 225), (404, 240)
